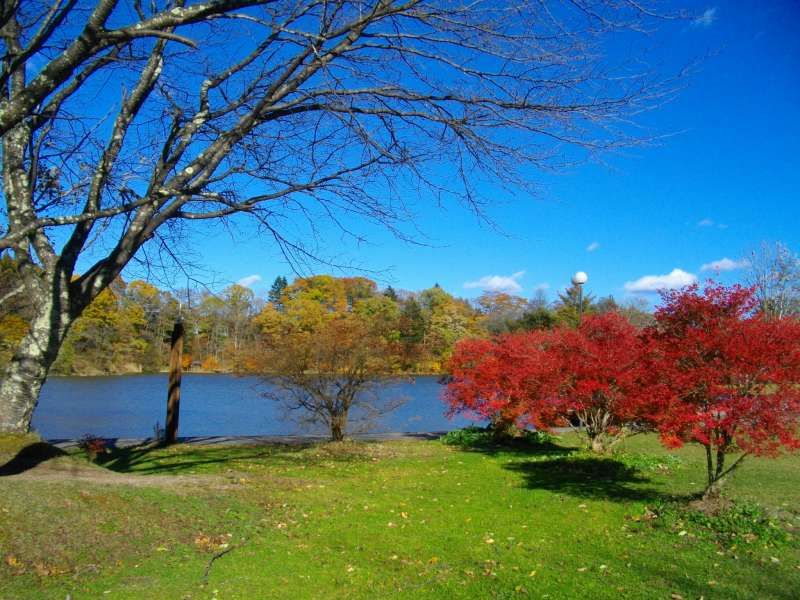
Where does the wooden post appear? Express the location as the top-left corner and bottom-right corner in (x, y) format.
(165, 321), (184, 445)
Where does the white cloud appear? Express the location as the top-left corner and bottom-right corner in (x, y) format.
(236, 274), (262, 288)
(586, 241), (600, 252)
(692, 7), (718, 27)
(464, 271), (525, 294)
(697, 217), (728, 229)
(624, 268), (697, 293)
(534, 282), (550, 292)
(700, 257), (750, 272)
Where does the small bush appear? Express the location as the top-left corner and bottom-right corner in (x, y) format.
(77, 434), (108, 460)
(441, 426), (554, 448)
(647, 500), (794, 548)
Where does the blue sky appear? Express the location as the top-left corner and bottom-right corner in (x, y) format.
(170, 1), (799, 304)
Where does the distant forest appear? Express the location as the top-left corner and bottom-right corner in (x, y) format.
(0, 259), (652, 376)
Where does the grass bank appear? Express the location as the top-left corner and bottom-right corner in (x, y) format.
(0, 433), (798, 599)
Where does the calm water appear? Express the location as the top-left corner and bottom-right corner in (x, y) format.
(32, 374), (473, 439)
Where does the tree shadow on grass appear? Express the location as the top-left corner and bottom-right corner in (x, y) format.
(504, 456), (677, 502)
(0, 442), (68, 476)
(445, 437), (578, 460)
(97, 438), (395, 475)
(97, 442), (312, 475)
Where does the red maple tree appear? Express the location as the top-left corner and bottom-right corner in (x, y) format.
(445, 312), (649, 450)
(543, 312), (650, 452)
(645, 283), (800, 497)
(444, 331), (555, 436)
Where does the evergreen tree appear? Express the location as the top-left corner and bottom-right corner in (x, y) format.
(399, 298), (426, 346)
(268, 276), (289, 310)
(383, 286), (399, 302)
(555, 283), (595, 327)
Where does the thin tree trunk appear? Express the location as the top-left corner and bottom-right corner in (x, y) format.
(703, 451), (747, 501)
(705, 444), (715, 490)
(0, 297), (72, 433)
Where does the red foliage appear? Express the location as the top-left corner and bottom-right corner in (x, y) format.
(445, 283), (800, 474)
(445, 312), (649, 449)
(444, 331), (555, 431)
(645, 283), (800, 465)
(541, 313), (649, 448)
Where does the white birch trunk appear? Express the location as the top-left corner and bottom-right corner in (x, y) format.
(0, 295), (72, 433)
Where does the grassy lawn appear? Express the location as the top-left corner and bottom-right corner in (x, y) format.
(0, 432), (798, 599)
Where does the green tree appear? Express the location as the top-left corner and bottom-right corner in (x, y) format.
(512, 308), (558, 331)
(354, 295), (401, 345)
(398, 297), (426, 369)
(555, 283), (595, 327)
(268, 276), (289, 311)
(54, 280), (147, 374)
(127, 280), (167, 371)
(223, 284), (256, 370)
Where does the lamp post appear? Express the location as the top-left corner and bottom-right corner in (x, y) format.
(571, 271), (588, 325)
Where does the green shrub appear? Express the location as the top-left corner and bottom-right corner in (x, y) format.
(648, 500), (794, 548)
(441, 426), (554, 448)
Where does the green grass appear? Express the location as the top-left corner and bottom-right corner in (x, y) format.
(0, 433), (798, 599)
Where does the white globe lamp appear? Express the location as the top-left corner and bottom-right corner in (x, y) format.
(570, 271), (588, 324)
(571, 271), (588, 286)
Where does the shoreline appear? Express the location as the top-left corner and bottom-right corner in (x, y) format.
(46, 371), (446, 378)
(48, 431), (448, 449)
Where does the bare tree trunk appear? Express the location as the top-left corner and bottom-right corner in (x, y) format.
(0, 295), (72, 433)
(164, 321), (184, 445)
(330, 411), (347, 442)
(702, 448), (747, 501)
(590, 435), (606, 454)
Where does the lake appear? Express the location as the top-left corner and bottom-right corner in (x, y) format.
(32, 374), (475, 440)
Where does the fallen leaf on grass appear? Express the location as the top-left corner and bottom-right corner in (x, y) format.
(33, 561), (69, 577)
(4, 554), (23, 571)
(194, 533), (231, 552)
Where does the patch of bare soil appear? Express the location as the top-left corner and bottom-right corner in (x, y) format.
(688, 494), (734, 516)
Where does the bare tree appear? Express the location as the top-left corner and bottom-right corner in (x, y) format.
(260, 314), (403, 440)
(0, 0), (682, 432)
(747, 241), (800, 319)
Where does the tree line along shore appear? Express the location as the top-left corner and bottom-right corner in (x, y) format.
(0, 263), (650, 378)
